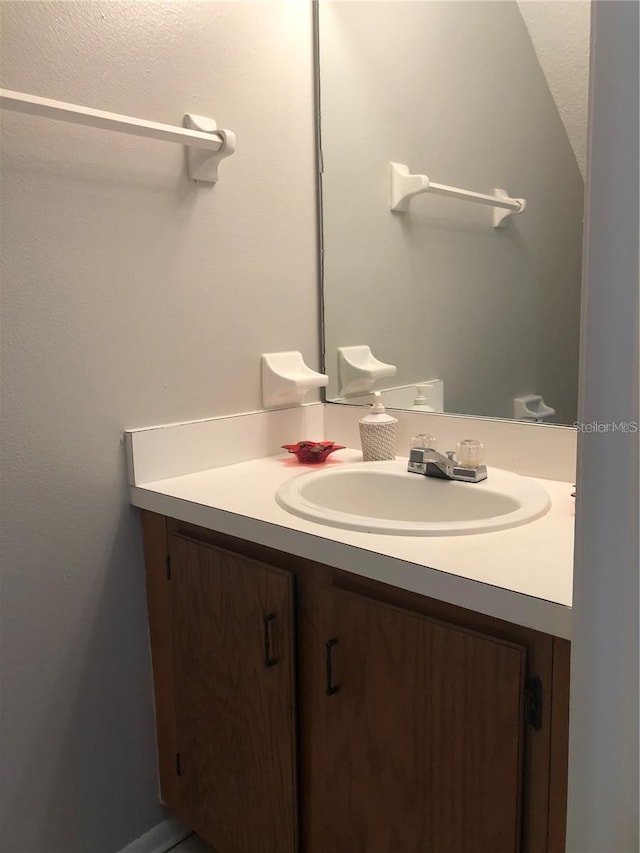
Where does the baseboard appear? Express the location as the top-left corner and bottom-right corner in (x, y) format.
(117, 817), (191, 853)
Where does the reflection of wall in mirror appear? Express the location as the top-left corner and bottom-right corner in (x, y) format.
(319, 0), (586, 425)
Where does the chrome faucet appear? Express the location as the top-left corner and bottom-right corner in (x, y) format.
(407, 446), (487, 483)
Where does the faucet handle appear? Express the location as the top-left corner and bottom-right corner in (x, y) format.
(456, 439), (485, 468)
(411, 433), (438, 450)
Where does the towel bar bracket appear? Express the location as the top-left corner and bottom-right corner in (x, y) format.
(184, 114), (236, 184)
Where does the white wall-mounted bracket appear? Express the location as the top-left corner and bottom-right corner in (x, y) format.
(513, 394), (556, 422)
(492, 188), (526, 228)
(338, 345), (397, 397)
(261, 351), (328, 409)
(390, 162), (526, 227)
(184, 114), (236, 184)
(390, 162), (430, 213)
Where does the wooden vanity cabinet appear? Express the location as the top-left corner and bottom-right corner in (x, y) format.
(141, 511), (570, 853)
(143, 518), (298, 852)
(300, 583), (526, 852)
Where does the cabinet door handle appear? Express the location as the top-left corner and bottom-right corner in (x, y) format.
(325, 637), (340, 696)
(263, 613), (278, 667)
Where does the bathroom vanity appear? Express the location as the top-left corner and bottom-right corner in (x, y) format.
(141, 511), (569, 853)
(130, 434), (573, 853)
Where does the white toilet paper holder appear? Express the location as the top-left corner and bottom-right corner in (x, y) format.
(261, 351), (328, 409)
(513, 394), (556, 422)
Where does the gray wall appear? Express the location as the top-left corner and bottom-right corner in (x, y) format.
(0, 3), (317, 851)
(319, 0), (583, 424)
(567, 2), (639, 849)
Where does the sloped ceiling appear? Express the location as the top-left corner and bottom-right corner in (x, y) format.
(517, 1), (591, 177)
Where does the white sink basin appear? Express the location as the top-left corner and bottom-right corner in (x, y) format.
(276, 460), (550, 536)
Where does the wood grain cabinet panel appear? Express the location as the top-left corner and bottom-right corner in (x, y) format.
(169, 534), (297, 853)
(141, 512), (569, 853)
(300, 584), (527, 853)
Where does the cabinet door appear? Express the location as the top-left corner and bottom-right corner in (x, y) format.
(301, 584), (526, 853)
(169, 535), (297, 853)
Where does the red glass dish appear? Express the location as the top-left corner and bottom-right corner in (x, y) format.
(281, 440), (346, 464)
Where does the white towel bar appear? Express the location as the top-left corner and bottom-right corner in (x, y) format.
(0, 89), (236, 183)
(390, 162), (526, 227)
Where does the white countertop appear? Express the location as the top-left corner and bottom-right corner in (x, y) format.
(130, 449), (575, 639)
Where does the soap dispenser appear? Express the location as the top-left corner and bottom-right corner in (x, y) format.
(412, 384), (435, 412)
(359, 392), (398, 461)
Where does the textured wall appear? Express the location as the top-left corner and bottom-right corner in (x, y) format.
(517, 0), (591, 177)
(0, 3), (317, 851)
(319, 0), (584, 424)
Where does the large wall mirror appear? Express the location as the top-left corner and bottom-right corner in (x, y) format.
(317, 0), (590, 425)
